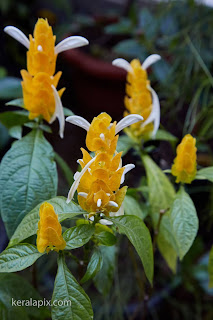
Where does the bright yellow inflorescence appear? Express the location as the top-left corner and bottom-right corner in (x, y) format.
(171, 134), (197, 184)
(124, 59), (153, 138)
(77, 113), (127, 217)
(21, 18), (64, 122)
(27, 18), (56, 76)
(37, 202), (66, 253)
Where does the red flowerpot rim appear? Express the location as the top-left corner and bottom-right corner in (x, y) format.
(62, 48), (127, 81)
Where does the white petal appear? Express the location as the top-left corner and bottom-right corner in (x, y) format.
(115, 114), (143, 135)
(109, 204), (124, 217)
(108, 201), (118, 208)
(66, 156), (96, 203)
(66, 115), (90, 131)
(120, 163), (135, 184)
(99, 219), (113, 225)
(78, 192), (88, 198)
(142, 54), (161, 70)
(74, 171), (81, 180)
(112, 58), (133, 73)
(51, 85), (65, 138)
(55, 36), (89, 55)
(4, 26), (29, 49)
(97, 199), (102, 207)
(142, 86), (160, 137)
(100, 133), (105, 140)
(89, 216), (95, 222)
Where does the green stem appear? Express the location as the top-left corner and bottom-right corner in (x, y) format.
(153, 208), (168, 252)
(64, 251), (82, 265)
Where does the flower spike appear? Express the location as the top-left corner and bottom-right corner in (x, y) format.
(37, 202), (66, 253)
(171, 134), (197, 184)
(67, 113), (136, 225)
(113, 55), (161, 139)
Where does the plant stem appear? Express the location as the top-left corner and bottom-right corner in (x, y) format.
(64, 251), (82, 265)
(153, 208), (168, 252)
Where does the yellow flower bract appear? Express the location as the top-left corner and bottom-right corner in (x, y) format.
(27, 18), (56, 76)
(171, 134), (197, 184)
(21, 18), (65, 123)
(124, 59), (153, 138)
(77, 113), (127, 216)
(21, 70), (65, 122)
(37, 202), (66, 253)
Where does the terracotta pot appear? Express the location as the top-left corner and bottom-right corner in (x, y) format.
(61, 48), (126, 121)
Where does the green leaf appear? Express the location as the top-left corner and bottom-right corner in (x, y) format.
(63, 107), (74, 116)
(6, 98), (24, 107)
(0, 123), (10, 150)
(142, 154), (178, 271)
(95, 231), (117, 246)
(123, 195), (146, 219)
(170, 186), (198, 260)
(105, 18), (133, 35)
(0, 77), (22, 99)
(142, 154), (175, 213)
(8, 125), (22, 139)
(0, 273), (50, 320)
(154, 129), (178, 143)
(0, 130), (57, 238)
(110, 215), (153, 285)
(196, 167), (213, 183)
(39, 124), (52, 133)
(52, 254), (93, 320)
(64, 224), (95, 250)
(208, 246), (213, 288)
(0, 110), (29, 129)
(94, 246), (116, 296)
(116, 135), (136, 156)
(81, 249), (103, 284)
(152, 60), (171, 83)
(9, 196), (85, 247)
(0, 244), (43, 273)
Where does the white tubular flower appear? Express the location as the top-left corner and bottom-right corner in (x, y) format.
(66, 115), (90, 131)
(50, 85), (65, 139)
(120, 164), (135, 184)
(4, 26), (88, 55)
(115, 114), (143, 134)
(4, 26), (30, 48)
(66, 114), (143, 134)
(141, 85), (160, 137)
(66, 156), (96, 203)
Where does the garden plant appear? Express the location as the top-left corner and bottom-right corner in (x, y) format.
(0, 14), (213, 320)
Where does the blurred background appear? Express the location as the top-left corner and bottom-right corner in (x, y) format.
(1, 0), (213, 319)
